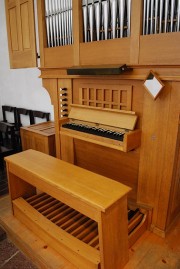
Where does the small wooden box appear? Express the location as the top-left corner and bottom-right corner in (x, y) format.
(20, 121), (56, 157)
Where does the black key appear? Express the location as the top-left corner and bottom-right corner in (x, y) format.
(62, 123), (124, 141)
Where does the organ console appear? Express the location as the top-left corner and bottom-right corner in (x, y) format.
(60, 104), (141, 152)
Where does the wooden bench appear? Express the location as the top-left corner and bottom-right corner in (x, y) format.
(5, 149), (131, 269)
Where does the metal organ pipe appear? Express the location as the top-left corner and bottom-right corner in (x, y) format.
(143, 0), (180, 35)
(45, 0), (73, 47)
(154, 0), (159, 34)
(164, 0), (169, 33)
(110, 0), (117, 39)
(159, 0), (164, 33)
(94, 1), (101, 41)
(88, 0), (95, 41)
(45, 0), (50, 47)
(82, 0), (132, 42)
(150, 0), (154, 34)
(118, 0), (125, 38)
(143, 0), (147, 35)
(126, 0), (131, 37)
(102, 0), (109, 40)
(177, 0), (180, 31)
(170, 0), (175, 32)
(82, 1), (88, 42)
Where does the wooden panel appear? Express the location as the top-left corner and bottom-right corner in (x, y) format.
(72, 79), (144, 127)
(9, 49), (37, 68)
(7, 170), (36, 202)
(60, 134), (74, 164)
(99, 197), (129, 269)
(20, 122), (56, 156)
(37, 0), (46, 67)
(80, 38), (130, 66)
(139, 33), (180, 65)
(5, 0), (37, 68)
(9, 7), (19, 51)
(137, 81), (180, 232)
(34, 136), (48, 153)
(7, 0), (16, 6)
(79, 84), (132, 110)
(155, 82), (180, 230)
(20, 1), (31, 49)
(42, 79), (60, 157)
(137, 84), (172, 212)
(44, 46), (74, 68)
(74, 139), (139, 201)
(72, 0), (83, 66)
(68, 105), (137, 130)
(21, 131), (34, 150)
(167, 122), (180, 227)
(129, 0), (143, 64)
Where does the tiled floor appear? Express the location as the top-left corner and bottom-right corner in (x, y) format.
(0, 226), (38, 269)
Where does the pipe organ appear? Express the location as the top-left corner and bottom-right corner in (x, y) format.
(4, 0), (180, 268)
(37, 0), (180, 242)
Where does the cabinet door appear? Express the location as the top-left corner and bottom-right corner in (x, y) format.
(5, 0), (37, 68)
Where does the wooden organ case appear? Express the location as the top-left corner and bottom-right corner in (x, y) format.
(4, 0), (180, 268)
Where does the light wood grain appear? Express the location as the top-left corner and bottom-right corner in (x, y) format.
(13, 198), (100, 269)
(5, 0), (37, 68)
(0, 196), (77, 269)
(1, 196), (180, 269)
(20, 122), (56, 156)
(5, 149), (131, 269)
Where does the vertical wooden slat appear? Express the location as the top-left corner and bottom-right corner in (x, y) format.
(42, 78), (60, 158)
(98, 197), (129, 269)
(73, 0), (83, 66)
(37, 0), (47, 67)
(130, 0), (143, 64)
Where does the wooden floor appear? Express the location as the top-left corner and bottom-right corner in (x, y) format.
(124, 218), (180, 269)
(0, 195), (180, 269)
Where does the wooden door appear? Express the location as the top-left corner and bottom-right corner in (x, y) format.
(5, 0), (37, 68)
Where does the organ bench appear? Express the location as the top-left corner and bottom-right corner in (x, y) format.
(5, 149), (131, 269)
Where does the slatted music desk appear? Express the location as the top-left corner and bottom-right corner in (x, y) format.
(5, 149), (131, 269)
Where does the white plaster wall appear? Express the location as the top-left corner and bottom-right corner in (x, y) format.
(0, 1), (54, 124)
